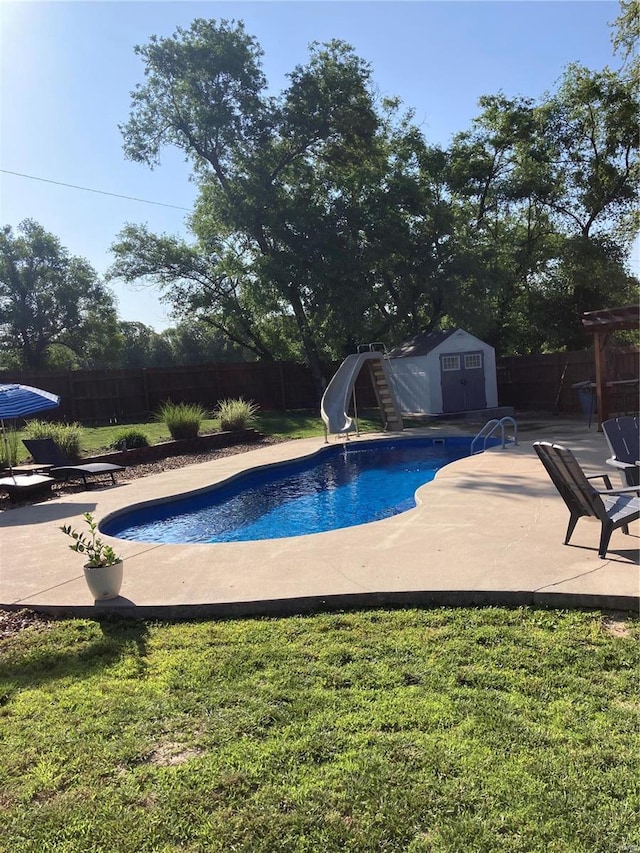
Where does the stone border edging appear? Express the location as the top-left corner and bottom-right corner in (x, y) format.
(81, 429), (263, 466)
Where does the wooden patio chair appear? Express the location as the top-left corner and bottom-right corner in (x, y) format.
(533, 441), (640, 559)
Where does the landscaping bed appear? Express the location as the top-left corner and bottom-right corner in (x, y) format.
(0, 433), (285, 512)
(81, 428), (263, 465)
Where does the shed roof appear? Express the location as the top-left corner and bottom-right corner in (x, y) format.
(386, 329), (457, 359)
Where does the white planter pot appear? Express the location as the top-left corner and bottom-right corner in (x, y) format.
(83, 560), (124, 601)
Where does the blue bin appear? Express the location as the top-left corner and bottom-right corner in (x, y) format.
(574, 383), (596, 417)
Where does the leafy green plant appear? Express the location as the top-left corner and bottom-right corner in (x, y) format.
(110, 428), (150, 450)
(24, 419), (83, 461)
(0, 426), (19, 468)
(60, 512), (121, 567)
(215, 397), (259, 431)
(156, 401), (208, 440)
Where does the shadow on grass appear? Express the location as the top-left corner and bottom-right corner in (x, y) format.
(0, 614), (149, 688)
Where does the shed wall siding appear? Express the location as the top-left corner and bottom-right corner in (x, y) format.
(388, 357), (434, 413)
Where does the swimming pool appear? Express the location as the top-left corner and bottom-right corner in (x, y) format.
(103, 436), (495, 544)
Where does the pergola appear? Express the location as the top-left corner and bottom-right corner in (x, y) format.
(581, 305), (639, 430)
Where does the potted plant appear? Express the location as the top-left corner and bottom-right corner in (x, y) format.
(61, 512), (123, 600)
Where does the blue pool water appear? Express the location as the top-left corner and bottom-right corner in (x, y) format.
(103, 436), (491, 544)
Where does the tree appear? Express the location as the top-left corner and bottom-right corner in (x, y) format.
(445, 64), (639, 353)
(117, 19), (400, 396)
(346, 118), (457, 345)
(527, 235), (639, 351)
(539, 64), (639, 240)
(161, 318), (256, 364)
(115, 16), (638, 371)
(611, 0), (640, 76)
(109, 224), (282, 361)
(0, 220), (121, 369)
(446, 94), (559, 351)
(610, 0), (640, 243)
(116, 321), (174, 368)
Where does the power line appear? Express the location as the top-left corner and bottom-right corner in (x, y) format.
(0, 169), (191, 211)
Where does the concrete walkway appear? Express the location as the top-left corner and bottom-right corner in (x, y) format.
(1, 419), (638, 618)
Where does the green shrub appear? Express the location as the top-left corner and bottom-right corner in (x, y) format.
(110, 428), (150, 450)
(156, 401), (208, 441)
(24, 420), (83, 461)
(215, 397), (259, 432)
(0, 427), (20, 468)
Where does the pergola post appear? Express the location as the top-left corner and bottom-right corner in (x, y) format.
(592, 329), (607, 431)
(581, 305), (639, 433)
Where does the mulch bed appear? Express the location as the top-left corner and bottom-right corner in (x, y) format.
(0, 607), (56, 641)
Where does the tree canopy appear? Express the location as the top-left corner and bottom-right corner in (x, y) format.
(3, 11), (637, 380)
(111, 15), (638, 391)
(0, 220), (121, 370)
(114, 19), (463, 394)
(446, 63), (639, 352)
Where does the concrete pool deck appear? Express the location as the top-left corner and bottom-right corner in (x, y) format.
(1, 419), (638, 618)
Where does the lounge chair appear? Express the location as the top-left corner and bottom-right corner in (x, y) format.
(533, 441), (639, 558)
(602, 416), (639, 487)
(0, 473), (54, 502)
(22, 438), (125, 488)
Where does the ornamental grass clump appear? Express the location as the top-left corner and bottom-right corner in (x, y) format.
(0, 426), (19, 468)
(215, 397), (259, 431)
(110, 428), (150, 450)
(24, 419), (83, 461)
(156, 400), (208, 441)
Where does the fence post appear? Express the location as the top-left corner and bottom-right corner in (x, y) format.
(68, 370), (76, 422)
(142, 368), (150, 416)
(278, 361), (287, 411)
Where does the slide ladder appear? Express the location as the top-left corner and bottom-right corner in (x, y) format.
(321, 350), (404, 437)
(368, 358), (404, 432)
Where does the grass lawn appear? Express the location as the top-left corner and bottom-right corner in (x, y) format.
(1, 607), (638, 852)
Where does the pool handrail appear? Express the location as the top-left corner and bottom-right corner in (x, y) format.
(470, 417), (518, 455)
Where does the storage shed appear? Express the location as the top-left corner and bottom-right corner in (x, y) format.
(386, 328), (498, 415)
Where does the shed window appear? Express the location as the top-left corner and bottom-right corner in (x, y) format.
(464, 354), (483, 370)
(441, 356), (460, 371)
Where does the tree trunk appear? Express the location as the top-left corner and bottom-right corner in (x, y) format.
(287, 284), (326, 402)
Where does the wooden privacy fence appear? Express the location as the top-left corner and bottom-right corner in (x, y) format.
(496, 347), (638, 416)
(1, 348), (637, 425)
(0, 362), (322, 424)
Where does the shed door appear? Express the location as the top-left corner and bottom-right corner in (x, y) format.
(440, 351), (486, 413)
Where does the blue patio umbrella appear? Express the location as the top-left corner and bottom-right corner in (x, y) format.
(0, 383), (60, 476)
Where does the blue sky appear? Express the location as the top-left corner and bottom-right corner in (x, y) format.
(0, 1), (625, 330)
